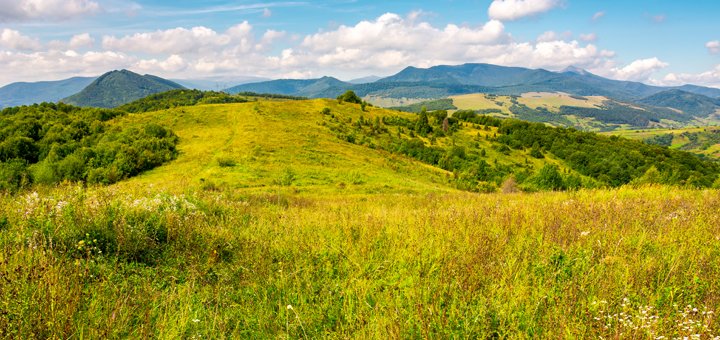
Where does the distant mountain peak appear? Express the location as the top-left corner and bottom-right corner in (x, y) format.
(62, 70), (184, 108)
(561, 66), (591, 75)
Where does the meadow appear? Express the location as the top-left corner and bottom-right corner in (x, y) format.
(1, 184), (719, 338)
(1, 96), (719, 338)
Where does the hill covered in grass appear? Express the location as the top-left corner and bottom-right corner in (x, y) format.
(1, 93), (720, 338)
(63, 70), (185, 108)
(106, 94), (719, 194)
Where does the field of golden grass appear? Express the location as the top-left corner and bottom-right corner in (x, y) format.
(2, 99), (720, 337)
(1, 184), (719, 338)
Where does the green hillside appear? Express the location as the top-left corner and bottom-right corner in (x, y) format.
(63, 70), (185, 108)
(2, 93), (720, 338)
(638, 89), (720, 116)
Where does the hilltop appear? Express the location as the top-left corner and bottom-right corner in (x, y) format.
(63, 70), (185, 108)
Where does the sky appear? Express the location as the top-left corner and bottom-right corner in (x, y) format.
(1, 0), (720, 87)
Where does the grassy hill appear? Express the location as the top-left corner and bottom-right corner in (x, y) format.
(1, 94), (720, 338)
(112, 99), (453, 195)
(63, 70), (185, 108)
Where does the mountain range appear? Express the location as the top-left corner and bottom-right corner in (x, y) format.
(2, 63), (720, 120)
(0, 77), (96, 108)
(226, 63), (720, 101)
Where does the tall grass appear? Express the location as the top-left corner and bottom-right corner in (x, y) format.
(1, 184), (719, 337)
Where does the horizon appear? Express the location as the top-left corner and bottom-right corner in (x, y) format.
(1, 0), (719, 88)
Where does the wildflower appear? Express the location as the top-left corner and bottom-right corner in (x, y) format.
(580, 231), (590, 237)
(192, 319), (200, 323)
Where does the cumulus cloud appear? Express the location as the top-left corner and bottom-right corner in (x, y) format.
(0, 28), (41, 50)
(262, 8), (272, 18)
(488, 0), (560, 21)
(661, 64), (720, 88)
(0, 12), (668, 86)
(0, 0), (100, 22)
(706, 40), (720, 54)
(606, 57), (668, 82)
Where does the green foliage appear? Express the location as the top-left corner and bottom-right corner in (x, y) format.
(324, 105), (719, 191)
(532, 164), (565, 190)
(389, 99), (457, 113)
(510, 104), (573, 126)
(644, 133), (674, 147)
(497, 119), (719, 187)
(0, 102), (178, 191)
(336, 90), (363, 104)
(118, 89), (249, 113)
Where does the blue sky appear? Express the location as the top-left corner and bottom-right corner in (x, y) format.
(1, 0), (719, 87)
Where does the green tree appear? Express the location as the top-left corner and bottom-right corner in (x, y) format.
(337, 90), (362, 104)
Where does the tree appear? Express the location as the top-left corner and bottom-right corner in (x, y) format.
(414, 110), (432, 135)
(534, 164), (565, 191)
(337, 90), (362, 104)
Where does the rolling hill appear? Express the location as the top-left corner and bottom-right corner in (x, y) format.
(225, 76), (350, 98)
(638, 89), (720, 116)
(63, 69), (185, 108)
(2, 92), (719, 339)
(0, 76), (96, 108)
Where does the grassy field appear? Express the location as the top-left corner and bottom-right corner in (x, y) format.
(112, 100), (452, 195)
(449, 92), (605, 114)
(1, 184), (719, 338)
(2, 99), (720, 337)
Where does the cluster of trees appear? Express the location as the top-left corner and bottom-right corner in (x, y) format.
(389, 99), (456, 113)
(0, 102), (178, 191)
(322, 106), (719, 192)
(496, 119), (719, 187)
(509, 104), (573, 126)
(118, 89), (249, 113)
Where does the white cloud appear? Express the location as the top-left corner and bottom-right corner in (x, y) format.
(262, 8), (272, 18)
(706, 40), (720, 54)
(605, 57), (669, 82)
(537, 30), (571, 42)
(0, 0), (100, 22)
(135, 54), (186, 72)
(0, 49), (133, 84)
(661, 64), (720, 88)
(592, 11), (605, 21)
(488, 0), (560, 21)
(69, 33), (94, 49)
(0, 13), (670, 87)
(0, 29), (41, 50)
